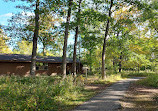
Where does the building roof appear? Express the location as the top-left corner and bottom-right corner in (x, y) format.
(0, 54), (79, 63)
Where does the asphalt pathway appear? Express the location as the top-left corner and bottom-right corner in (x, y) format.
(72, 77), (143, 111)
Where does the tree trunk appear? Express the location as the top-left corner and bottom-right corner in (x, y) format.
(119, 52), (122, 72)
(113, 57), (117, 74)
(72, 27), (78, 76)
(72, 0), (82, 76)
(101, 0), (113, 79)
(78, 37), (81, 74)
(90, 50), (92, 73)
(43, 43), (46, 56)
(30, 0), (40, 76)
(116, 31), (120, 73)
(62, 0), (73, 79)
(138, 64), (140, 73)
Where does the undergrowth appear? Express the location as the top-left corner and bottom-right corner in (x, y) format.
(121, 72), (155, 78)
(0, 73), (136, 111)
(136, 74), (158, 87)
(87, 74), (123, 84)
(0, 75), (84, 111)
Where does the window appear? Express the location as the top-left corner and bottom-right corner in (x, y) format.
(36, 62), (48, 70)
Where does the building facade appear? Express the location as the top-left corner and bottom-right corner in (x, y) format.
(0, 54), (82, 76)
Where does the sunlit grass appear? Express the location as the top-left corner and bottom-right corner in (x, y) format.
(2, 72), (154, 110)
(120, 71), (156, 78)
(0, 75), (84, 111)
(136, 74), (158, 87)
(86, 74), (123, 84)
(0, 74), (124, 111)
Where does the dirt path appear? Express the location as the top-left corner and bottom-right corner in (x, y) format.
(72, 77), (143, 111)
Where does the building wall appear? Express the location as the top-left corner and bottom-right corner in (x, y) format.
(48, 63), (73, 76)
(0, 62), (79, 76)
(48, 63), (61, 76)
(0, 62), (30, 76)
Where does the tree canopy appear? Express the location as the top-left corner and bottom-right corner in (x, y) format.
(1, 0), (158, 77)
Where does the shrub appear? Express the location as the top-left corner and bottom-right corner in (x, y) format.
(136, 74), (158, 87)
(0, 75), (84, 111)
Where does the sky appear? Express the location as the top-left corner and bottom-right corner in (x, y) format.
(0, 1), (24, 25)
(0, 0), (74, 50)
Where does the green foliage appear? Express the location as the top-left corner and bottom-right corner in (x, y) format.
(136, 74), (158, 87)
(6, 0), (64, 56)
(2, 0), (158, 78)
(0, 75), (84, 111)
(13, 40), (32, 55)
(0, 27), (12, 53)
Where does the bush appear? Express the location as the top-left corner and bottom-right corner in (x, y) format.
(0, 75), (84, 111)
(136, 74), (158, 87)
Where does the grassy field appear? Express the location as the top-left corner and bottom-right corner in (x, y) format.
(0, 74), (123, 111)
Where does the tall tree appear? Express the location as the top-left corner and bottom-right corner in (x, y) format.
(72, 0), (82, 76)
(6, 0), (63, 57)
(30, 0), (40, 76)
(0, 26), (12, 53)
(102, 0), (113, 79)
(13, 40), (32, 55)
(62, 0), (73, 78)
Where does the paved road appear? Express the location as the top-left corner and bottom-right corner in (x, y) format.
(72, 77), (143, 111)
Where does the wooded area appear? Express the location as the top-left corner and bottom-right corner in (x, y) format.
(0, 0), (158, 78)
(0, 0), (158, 110)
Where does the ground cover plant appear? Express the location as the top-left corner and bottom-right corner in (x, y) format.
(0, 75), (84, 111)
(0, 74), (124, 111)
(136, 73), (158, 87)
(88, 74), (123, 84)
